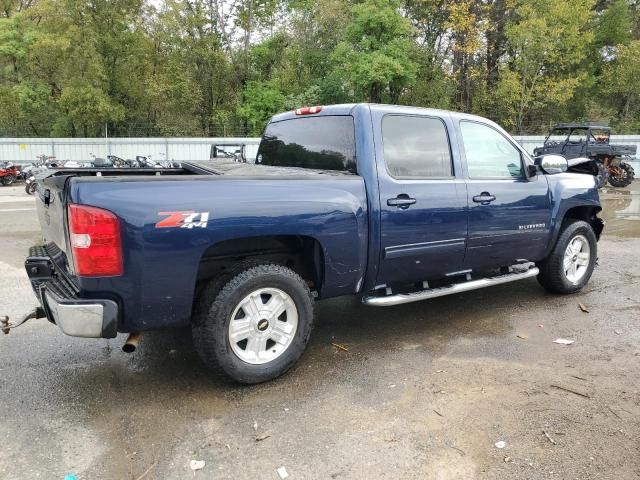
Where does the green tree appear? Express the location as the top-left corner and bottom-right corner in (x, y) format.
(601, 40), (640, 131)
(499, 0), (595, 132)
(330, 0), (417, 103)
(237, 80), (284, 134)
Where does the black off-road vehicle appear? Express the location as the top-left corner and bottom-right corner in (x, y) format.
(534, 123), (636, 188)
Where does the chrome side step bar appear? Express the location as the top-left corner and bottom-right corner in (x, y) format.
(362, 267), (539, 307)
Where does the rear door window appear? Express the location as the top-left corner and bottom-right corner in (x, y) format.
(382, 115), (453, 178)
(257, 116), (356, 173)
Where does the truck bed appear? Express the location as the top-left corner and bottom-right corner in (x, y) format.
(33, 159), (368, 332)
(35, 160), (357, 181)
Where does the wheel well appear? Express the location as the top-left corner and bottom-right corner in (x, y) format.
(563, 206), (604, 239)
(195, 235), (325, 292)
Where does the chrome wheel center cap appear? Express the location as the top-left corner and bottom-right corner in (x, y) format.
(228, 287), (299, 365)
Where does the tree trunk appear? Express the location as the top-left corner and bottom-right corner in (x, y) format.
(486, 0), (507, 92)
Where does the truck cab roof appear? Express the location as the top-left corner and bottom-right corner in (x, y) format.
(269, 103), (508, 132)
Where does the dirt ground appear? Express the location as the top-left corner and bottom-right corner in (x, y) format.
(0, 182), (639, 480)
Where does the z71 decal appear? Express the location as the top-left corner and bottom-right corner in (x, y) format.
(156, 211), (210, 229)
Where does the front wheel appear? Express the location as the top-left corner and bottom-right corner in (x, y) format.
(608, 162), (635, 188)
(536, 220), (597, 294)
(192, 263), (314, 384)
(25, 180), (37, 195)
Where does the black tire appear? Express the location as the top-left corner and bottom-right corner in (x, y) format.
(536, 220), (597, 294)
(608, 162), (635, 188)
(25, 181), (37, 195)
(1, 174), (15, 186)
(593, 161), (609, 189)
(192, 263), (314, 384)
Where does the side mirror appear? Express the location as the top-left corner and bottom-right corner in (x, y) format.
(535, 154), (568, 175)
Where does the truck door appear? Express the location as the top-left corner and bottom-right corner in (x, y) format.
(458, 120), (552, 270)
(374, 113), (468, 287)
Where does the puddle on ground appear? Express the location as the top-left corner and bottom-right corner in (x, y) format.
(599, 184), (640, 238)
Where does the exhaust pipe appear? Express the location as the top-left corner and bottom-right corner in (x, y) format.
(122, 332), (141, 353)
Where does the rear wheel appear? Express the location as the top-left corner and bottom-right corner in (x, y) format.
(608, 162), (635, 188)
(192, 263), (314, 384)
(1, 174), (15, 186)
(536, 220), (597, 294)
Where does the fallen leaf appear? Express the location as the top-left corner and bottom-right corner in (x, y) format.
(579, 303), (589, 313)
(277, 466), (289, 479)
(190, 460), (205, 471)
(517, 334), (528, 340)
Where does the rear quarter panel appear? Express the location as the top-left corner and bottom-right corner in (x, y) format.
(68, 176), (368, 332)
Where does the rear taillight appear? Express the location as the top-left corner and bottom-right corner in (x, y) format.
(68, 204), (123, 277)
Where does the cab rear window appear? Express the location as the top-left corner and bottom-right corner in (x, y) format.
(257, 116), (357, 173)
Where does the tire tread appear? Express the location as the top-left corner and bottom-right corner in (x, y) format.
(192, 262), (313, 384)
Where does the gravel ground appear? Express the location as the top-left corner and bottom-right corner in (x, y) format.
(0, 182), (638, 480)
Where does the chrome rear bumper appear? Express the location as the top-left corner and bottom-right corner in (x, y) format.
(26, 244), (119, 338)
(43, 290), (118, 338)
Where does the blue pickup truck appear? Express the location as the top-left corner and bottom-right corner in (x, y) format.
(12, 104), (604, 383)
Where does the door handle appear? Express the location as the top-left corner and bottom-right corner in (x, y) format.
(387, 195), (416, 209)
(472, 192), (496, 205)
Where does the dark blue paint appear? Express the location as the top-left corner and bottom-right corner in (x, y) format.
(35, 104), (602, 333)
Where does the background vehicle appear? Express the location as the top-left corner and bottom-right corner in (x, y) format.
(534, 123), (636, 188)
(0, 162), (20, 186)
(210, 143), (247, 163)
(14, 104), (604, 384)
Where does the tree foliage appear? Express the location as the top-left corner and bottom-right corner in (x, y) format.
(0, 0), (639, 136)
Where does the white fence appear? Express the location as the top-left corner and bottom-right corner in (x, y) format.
(1, 135), (639, 171)
(0, 137), (261, 166)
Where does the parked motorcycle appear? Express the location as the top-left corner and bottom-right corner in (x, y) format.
(0, 162), (20, 186)
(23, 155), (58, 194)
(23, 153), (179, 195)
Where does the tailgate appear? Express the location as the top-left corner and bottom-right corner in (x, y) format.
(35, 174), (71, 257)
